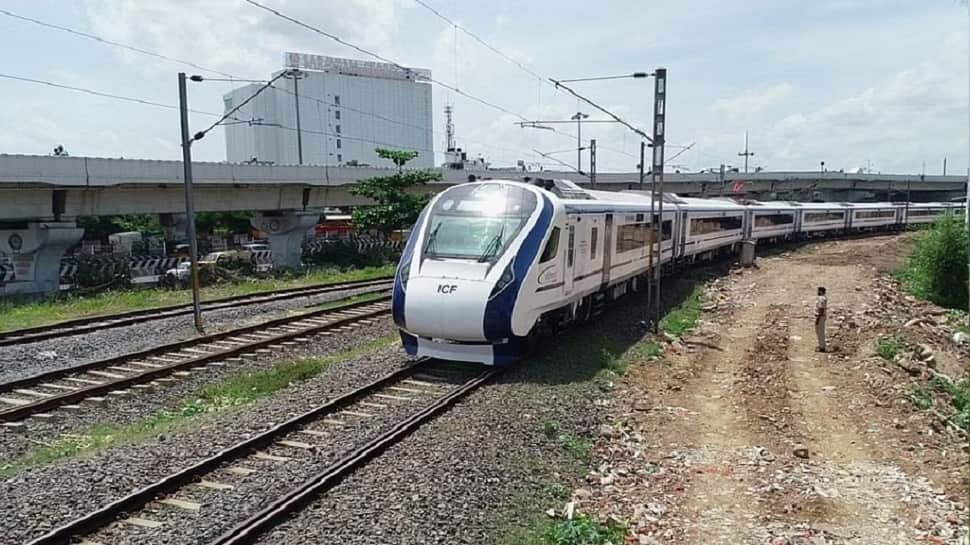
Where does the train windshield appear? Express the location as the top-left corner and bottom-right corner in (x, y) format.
(423, 183), (538, 261)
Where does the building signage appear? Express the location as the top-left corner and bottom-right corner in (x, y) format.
(283, 52), (430, 82)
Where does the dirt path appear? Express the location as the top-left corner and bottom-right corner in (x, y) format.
(581, 235), (968, 545)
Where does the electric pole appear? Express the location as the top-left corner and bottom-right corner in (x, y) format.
(284, 69), (306, 165)
(571, 112), (589, 173)
(589, 139), (597, 188)
(177, 72), (203, 332)
(651, 68), (667, 332)
(638, 140), (645, 191)
(737, 130), (755, 173)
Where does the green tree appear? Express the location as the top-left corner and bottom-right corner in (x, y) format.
(349, 148), (439, 235)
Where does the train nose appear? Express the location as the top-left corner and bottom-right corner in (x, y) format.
(403, 276), (492, 341)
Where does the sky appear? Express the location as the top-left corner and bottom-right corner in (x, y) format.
(0, 0), (966, 175)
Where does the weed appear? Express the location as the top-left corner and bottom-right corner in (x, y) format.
(628, 340), (663, 361)
(931, 376), (970, 433)
(543, 420), (561, 439)
(911, 386), (934, 410)
(601, 350), (627, 375)
(544, 514), (626, 545)
(660, 286), (704, 337)
(875, 337), (904, 361)
(557, 433), (593, 462)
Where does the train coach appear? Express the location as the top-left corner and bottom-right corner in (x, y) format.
(392, 178), (965, 365)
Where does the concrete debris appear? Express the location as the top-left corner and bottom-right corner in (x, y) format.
(792, 445), (810, 459)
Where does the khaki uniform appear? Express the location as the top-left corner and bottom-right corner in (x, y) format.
(815, 295), (827, 351)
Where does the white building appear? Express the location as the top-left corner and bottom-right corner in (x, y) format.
(224, 53), (434, 168)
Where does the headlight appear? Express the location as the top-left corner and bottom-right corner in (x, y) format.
(398, 260), (411, 292)
(489, 262), (515, 300)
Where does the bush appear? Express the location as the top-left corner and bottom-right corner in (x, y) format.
(898, 215), (968, 310)
(71, 256), (131, 290)
(303, 239), (400, 269)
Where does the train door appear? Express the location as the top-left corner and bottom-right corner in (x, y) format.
(678, 210), (688, 260)
(564, 224), (576, 295)
(601, 214), (613, 287)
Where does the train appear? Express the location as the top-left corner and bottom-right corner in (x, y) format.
(391, 178), (965, 365)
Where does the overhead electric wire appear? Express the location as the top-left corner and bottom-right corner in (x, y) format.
(0, 73), (225, 118)
(551, 78), (651, 141)
(0, 8), (238, 79)
(3, 4), (634, 168)
(192, 71), (288, 141)
(244, 0), (566, 130)
(411, 0), (547, 85)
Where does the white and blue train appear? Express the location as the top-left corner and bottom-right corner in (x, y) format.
(392, 178), (964, 365)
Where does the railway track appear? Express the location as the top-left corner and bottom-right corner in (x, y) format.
(25, 358), (498, 545)
(0, 276), (393, 348)
(0, 295), (393, 424)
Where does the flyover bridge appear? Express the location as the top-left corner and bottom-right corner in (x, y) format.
(1, 154), (965, 296)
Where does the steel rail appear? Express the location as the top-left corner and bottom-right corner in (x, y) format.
(209, 367), (498, 545)
(24, 358), (442, 545)
(0, 276), (393, 347)
(0, 296), (392, 421)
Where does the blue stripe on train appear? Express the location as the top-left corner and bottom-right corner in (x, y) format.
(482, 193), (554, 355)
(392, 208), (429, 330)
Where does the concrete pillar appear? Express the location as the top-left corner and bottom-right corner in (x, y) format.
(0, 221), (84, 296)
(251, 212), (319, 270)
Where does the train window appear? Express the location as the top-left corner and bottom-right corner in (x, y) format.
(617, 223), (649, 252)
(754, 214), (794, 227)
(540, 227), (560, 263)
(590, 227), (598, 260)
(661, 220), (672, 241)
(855, 210), (895, 219)
(424, 183), (538, 261)
(908, 209), (942, 217)
(567, 226), (575, 267)
(689, 216), (743, 236)
(804, 211), (844, 222)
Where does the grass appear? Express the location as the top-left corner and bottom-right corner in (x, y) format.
(875, 336), (905, 361)
(660, 285), (704, 337)
(0, 264), (396, 333)
(0, 334), (398, 476)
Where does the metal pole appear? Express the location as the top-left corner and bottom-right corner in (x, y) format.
(576, 116), (582, 173)
(638, 140), (645, 191)
(178, 72), (203, 332)
(719, 163), (726, 197)
(291, 70), (304, 165)
(589, 139), (597, 187)
(652, 68), (667, 332)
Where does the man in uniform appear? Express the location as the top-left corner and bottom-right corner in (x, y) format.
(815, 286), (827, 352)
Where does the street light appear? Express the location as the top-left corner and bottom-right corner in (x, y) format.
(178, 73), (204, 332)
(558, 72), (650, 83)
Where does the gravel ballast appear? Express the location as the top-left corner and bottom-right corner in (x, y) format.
(0, 285), (388, 384)
(1, 276), (692, 545)
(0, 325), (411, 545)
(0, 318), (397, 461)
